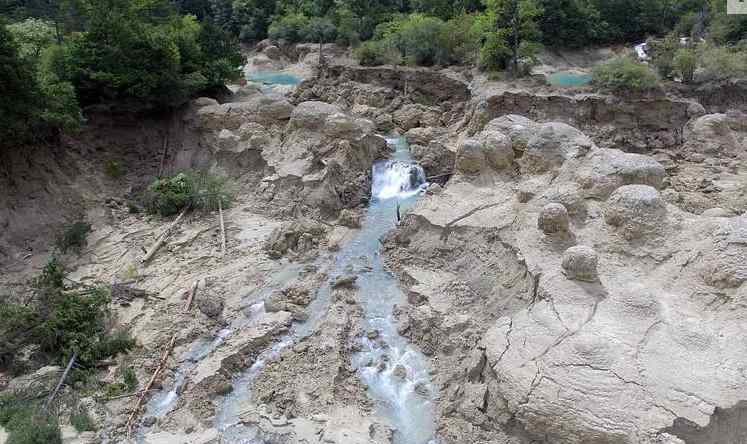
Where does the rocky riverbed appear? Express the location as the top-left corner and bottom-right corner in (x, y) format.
(1, 41), (746, 444)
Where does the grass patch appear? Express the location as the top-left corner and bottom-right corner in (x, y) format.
(55, 221), (91, 254)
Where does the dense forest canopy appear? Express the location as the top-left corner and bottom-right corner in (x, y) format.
(1, 0), (745, 149)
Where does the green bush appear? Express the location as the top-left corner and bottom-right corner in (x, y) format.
(143, 171), (232, 217)
(122, 366), (138, 391)
(355, 40), (400, 66)
(55, 222), (91, 254)
(592, 56), (659, 92)
(70, 407), (95, 432)
(697, 44), (747, 81)
(0, 393), (61, 444)
(2, 258), (134, 370)
(672, 48), (696, 83)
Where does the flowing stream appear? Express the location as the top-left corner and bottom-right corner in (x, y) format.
(141, 136), (436, 443)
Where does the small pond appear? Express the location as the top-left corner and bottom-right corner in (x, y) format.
(247, 71), (301, 86)
(547, 71), (592, 87)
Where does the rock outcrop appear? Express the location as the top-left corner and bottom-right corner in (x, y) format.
(383, 116), (747, 444)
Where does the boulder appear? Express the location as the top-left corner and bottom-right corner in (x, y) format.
(561, 245), (599, 282)
(538, 203), (570, 235)
(392, 104), (441, 130)
(196, 96), (293, 130)
(479, 128), (514, 170)
(574, 148), (666, 198)
(262, 45), (282, 60)
(410, 142), (455, 177)
(197, 298), (224, 318)
(604, 185), (667, 239)
(483, 114), (539, 151)
(289, 101), (340, 130)
(404, 127), (445, 146)
(521, 122), (593, 173)
(338, 209), (362, 228)
(455, 138), (485, 175)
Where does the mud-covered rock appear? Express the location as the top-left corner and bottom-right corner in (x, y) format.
(411, 142), (455, 177)
(604, 185), (667, 239)
(574, 148), (667, 198)
(561, 245), (599, 281)
(455, 138), (485, 175)
(538, 203), (570, 235)
(479, 127), (514, 170)
(521, 122), (593, 173)
(483, 114), (539, 152)
(265, 221), (327, 258)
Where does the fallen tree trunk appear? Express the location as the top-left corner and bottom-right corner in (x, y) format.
(44, 352), (76, 411)
(184, 280), (199, 312)
(142, 207), (188, 264)
(125, 334), (176, 437)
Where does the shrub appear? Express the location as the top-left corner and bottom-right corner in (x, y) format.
(70, 407), (95, 432)
(355, 40), (400, 66)
(592, 56), (659, 92)
(122, 366), (138, 391)
(697, 44), (747, 81)
(2, 258), (135, 370)
(0, 393), (61, 444)
(104, 160), (123, 178)
(672, 48), (696, 83)
(143, 171), (232, 217)
(55, 222), (91, 254)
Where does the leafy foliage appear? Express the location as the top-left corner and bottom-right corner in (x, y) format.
(0, 257), (135, 371)
(672, 47), (696, 83)
(0, 392), (61, 444)
(592, 56), (659, 92)
(70, 407), (95, 432)
(143, 170), (233, 217)
(55, 221), (91, 254)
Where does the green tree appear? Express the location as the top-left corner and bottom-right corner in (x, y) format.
(0, 21), (40, 148)
(6, 18), (56, 59)
(483, 0), (542, 76)
(672, 47), (696, 83)
(305, 17), (336, 64)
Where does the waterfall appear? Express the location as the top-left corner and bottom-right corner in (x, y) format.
(372, 160), (427, 201)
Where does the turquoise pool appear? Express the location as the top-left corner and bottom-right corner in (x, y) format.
(547, 71), (592, 87)
(247, 72), (301, 86)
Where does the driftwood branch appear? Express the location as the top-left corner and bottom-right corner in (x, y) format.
(125, 334), (176, 437)
(184, 281), (199, 312)
(44, 352), (76, 411)
(142, 207), (188, 264)
(218, 201), (226, 256)
(100, 389), (158, 401)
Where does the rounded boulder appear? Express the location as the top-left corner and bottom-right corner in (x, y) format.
(604, 185), (667, 239)
(538, 203), (570, 235)
(561, 246), (599, 282)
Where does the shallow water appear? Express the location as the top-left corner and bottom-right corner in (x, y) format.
(247, 72), (301, 86)
(214, 136), (436, 443)
(547, 71), (592, 87)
